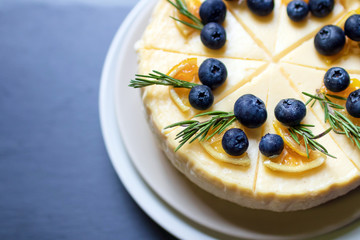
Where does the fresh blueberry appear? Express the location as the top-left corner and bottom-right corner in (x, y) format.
(314, 25), (346, 56)
(200, 22), (227, 50)
(188, 85), (214, 110)
(346, 89), (360, 118)
(198, 58), (227, 90)
(234, 94), (267, 128)
(246, 0), (274, 16)
(275, 98), (306, 127)
(287, 0), (309, 22)
(199, 0), (227, 25)
(345, 14), (360, 42)
(222, 128), (249, 156)
(324, 67), (350, 92)
(309, 0), (334, 18)
(259, 134), (284, 158)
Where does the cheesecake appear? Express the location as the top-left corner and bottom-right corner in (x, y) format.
(134, 0), (360, 212)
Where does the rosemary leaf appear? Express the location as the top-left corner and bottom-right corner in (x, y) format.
(195, 111), (232, 117)
(299, 123), (315, 128)
(312, 127), (332, 139)
(305, 97), (313, 106)
(288, 128), (300, 144)
(354, 137), (360, 149)
(310, 99), (317, 108)
(326, 94), (347, 100)
(165, 120), (198, 129)
(302, 92), (323, 101)
(336, 111), (359, 135)
(303, 136), (310, 157)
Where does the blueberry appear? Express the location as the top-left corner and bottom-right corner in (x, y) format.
(275, 98), (306, 127)
(287, 0), (309, 22)
(246, 0), (274, 16)
(314, 25), (346, 56)
(345, 14), (360, 42)
(259, 134), (284, 158)
(346, 89), (360, 118)
(188, 85), (214, 110)
(199, 0), (227, 25)
(198, 58), (227, 90)
(222, 128), (249, 156)
(324, 67), (350, 92)
(200, 22), (227, 50)
(234, 94), (267, 128)
(309, 0), (334, 18)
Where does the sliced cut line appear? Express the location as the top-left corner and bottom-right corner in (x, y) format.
(227, 0), (282, 57)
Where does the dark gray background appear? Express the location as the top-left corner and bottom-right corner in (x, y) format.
(0, 1), (176, 239)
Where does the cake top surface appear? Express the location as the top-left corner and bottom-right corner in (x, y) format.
(134, 0), (360, 211)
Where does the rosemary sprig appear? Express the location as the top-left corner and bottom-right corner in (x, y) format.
(165, 108), (332, 156)
(167, 0), (204, 30)
(303, 91), (360, 150)
(165, 111), (236, 151)
(288, 124), (334, 158)
(129, 70), (199, 89)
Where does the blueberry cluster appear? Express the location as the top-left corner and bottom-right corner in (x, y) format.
(322, 67), (360, 118)
(314, 14), (360, 56)
(199, 0), (227, 49)
(222, 94), (267, 156)
(286, 0), (334, 22)
(221, 94), (313, 158)
(189, 58), (227, 110)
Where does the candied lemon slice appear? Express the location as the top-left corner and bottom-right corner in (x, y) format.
(273, 121), (308, 157)
(264, 147), (326, 172)
(173, 0), (201, 37)
(200, 122), (250, 166)
(168, 58), (200, 112)
(267, 122), (327, 172)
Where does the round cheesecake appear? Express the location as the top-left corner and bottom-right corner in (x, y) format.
(134, 0), (360, 212)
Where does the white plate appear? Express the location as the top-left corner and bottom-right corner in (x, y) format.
(100, 0), (360, 239)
